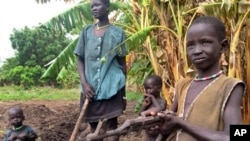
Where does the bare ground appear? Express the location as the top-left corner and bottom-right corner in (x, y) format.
(0, 100), (145, 141)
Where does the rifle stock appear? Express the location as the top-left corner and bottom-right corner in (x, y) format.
(86, 116), (162, 141)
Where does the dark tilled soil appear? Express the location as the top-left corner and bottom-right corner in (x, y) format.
(0, 100), (145, 141)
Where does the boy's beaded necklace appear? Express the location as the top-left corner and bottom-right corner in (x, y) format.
(13, 125), (23, 130)
(194, 70), (223, 81)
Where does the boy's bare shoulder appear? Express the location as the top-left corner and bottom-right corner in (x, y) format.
(157, 97), (167, 109)
(157, 97), (166, 102)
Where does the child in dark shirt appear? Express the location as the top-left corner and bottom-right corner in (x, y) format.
(3, 107), (37, 141)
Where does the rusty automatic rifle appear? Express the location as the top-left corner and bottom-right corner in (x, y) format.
(86, 116), (163, 141)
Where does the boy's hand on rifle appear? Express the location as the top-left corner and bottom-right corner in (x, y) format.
(157, 110), (179, 135)
(145, 110), (177, 135)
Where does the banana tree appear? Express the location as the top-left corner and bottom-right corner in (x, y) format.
(40, 0), (130, 79)
(196, 0), (250, 124)
(40, 0), (250, 123)
(40, 0), (187, 109)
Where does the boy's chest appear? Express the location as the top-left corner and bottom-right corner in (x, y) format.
(147, 98), (163, 109)
(183, 80), (213, 115)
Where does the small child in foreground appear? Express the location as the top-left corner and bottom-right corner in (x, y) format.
(139, 74), (167, 141)
(3, 107), (37, 141)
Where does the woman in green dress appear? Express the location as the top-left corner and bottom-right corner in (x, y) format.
(74, 0), (127, 140)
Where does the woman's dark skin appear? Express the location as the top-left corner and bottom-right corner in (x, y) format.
(76, 1), (126, 141)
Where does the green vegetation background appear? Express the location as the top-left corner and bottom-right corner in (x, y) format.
(0, 86), (141, 101)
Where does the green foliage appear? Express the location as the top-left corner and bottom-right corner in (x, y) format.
(128, 55), (154, 85)
(0, 57), (19, 83)
(41, 1), (131, 80)
(0, 86), (79, 101)
(134, 94), (144, 113)
(126, 91), (142, 101)
(1, 65), (45, 89)
(42, 1), (94, 33)
(9, 26), (71, 67)
(142, 0), (150, 7)
(41, 38), (78, 79)
(0, 25), (71, 88)
(124, 91), (144, 114)
(125, 26), (154, 51)
(56, 67), (79, 88)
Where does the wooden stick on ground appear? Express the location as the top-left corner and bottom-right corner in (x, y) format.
(69, 99), (89, 141)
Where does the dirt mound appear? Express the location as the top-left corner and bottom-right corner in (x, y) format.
(0, 100), (145, 141)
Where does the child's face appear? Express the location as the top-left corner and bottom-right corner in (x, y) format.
(186, 23), (224, 71)
(144, 79), (160, 96)
(8, 109), (24, 127)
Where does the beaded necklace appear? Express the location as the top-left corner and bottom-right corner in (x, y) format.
(96, 23), (110, 30)
(13, 125), (23, 131)
(194, 70), (223, 81)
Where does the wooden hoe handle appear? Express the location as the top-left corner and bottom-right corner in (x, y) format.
(69, 99), (89, 141)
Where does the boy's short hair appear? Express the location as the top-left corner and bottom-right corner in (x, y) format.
(144, 74), (162, 87)
(9, 106), (24, 115)
(190, 16), (226, 40)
